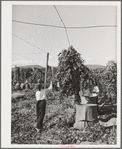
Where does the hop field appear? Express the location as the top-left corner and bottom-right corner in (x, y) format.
(11, 89), (117, 145)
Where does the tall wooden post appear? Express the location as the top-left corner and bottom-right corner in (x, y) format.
(51, 66), (54, 91)
(52, 66), (54, 80)
(44, 53), (49, 89)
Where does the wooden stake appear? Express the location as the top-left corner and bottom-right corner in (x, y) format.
(52, 66), (54, 80)
(44, 53), (49, 89)
(51, 66), (54, 91)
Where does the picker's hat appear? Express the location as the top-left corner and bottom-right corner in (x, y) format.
(83, 88), (91, 97)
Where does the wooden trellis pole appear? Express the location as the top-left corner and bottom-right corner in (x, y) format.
(52, 66), (54, 80)
(44, 53), (49, 89)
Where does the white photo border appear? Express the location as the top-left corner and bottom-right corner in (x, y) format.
(1, 1), (121, 148)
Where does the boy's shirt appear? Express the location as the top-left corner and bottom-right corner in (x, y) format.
(35, 88), (52, 101)
(36, 91), (45, 101)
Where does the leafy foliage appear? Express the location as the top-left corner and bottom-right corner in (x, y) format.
(11, 90), (117, 145)
(56, 46), (87, 103)
(12, 66), (53, 89)
(91, 61), (117, 105)
(13, 66), (20, 82)
(79, 60), (117, 106)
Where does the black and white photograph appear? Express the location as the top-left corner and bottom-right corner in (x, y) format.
(1, 1), (121, 148)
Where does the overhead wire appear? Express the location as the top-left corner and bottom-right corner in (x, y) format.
(12, 33), (45, 52)
(13, 53), (42, 55)
(12, 19), (117, 29)
(12, 33), (55, 60)
(12, 8), (117, 62)
(13, 53), (34, 60)
(54, 5), (70, 46)
(12, 20), (64, 29)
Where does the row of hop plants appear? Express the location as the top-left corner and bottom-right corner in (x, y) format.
(12, 65), (53, 89)
(12, 46), (117, 106)
(91, 61), (117, 105)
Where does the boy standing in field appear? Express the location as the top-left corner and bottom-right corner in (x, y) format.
(35, 84), (46, 133)
(35, 81), (53, 133)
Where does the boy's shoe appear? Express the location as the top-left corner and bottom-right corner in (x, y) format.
(35, 128), (40, 133)
(35, 128), (43, 133)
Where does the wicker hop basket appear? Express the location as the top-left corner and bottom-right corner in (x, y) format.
(74, 104), (98, 129)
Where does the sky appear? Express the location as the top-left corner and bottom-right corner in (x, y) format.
(12, 5), (117, 67)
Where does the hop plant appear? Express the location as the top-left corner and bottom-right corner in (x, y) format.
(56, 46), (87, 104)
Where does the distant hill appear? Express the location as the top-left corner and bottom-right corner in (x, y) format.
(12, 64), (105, 71)
(12, 65), (44, 71)
(86, 64), (105, 70)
